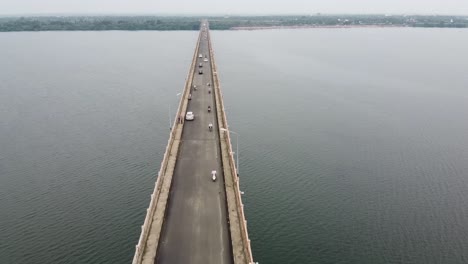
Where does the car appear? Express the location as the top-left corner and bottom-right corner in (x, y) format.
(185, 111), (194, 121)
(199, 54), (203, 58)
(188, 93), (192, 100)
(199, 70), (203, 74)
(203, 58), (208, 62)
(199, 63), (203, 68)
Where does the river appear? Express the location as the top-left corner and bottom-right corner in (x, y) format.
(1, 28), (468, 263)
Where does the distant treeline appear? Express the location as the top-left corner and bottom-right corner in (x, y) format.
(212, 15), (468, 29)
(0, 15), (467, 32)
(0, 16), (201, 31)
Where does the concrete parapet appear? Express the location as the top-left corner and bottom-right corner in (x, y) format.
(207, 28), (255, 263)
(132, 22), (255, 264)
(132, 30), (202, 264)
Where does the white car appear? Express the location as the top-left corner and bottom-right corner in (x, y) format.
(199, 54), (203, 58)
(211, 170), (217, 181)
(185, 111), (194, 121)
(203, 58), (208, 62)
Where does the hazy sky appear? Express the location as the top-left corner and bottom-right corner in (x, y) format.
(0, 0), (467, 16)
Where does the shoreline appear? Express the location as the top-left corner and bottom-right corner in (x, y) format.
(230, 25), (409, 30)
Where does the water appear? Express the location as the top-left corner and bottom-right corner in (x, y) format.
(211, 28), (468, 264)
(0, 31), (198, 263)
(1, 28), (468, 264)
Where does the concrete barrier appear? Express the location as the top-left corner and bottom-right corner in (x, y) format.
(132, 30), (202, 264)
(207, 28), (255, 263)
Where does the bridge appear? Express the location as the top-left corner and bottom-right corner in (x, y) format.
(132, 20), (255, 264)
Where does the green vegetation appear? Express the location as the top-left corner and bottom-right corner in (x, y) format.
(0, 15), (467, 32)
(209, 15), (468, 29)
(0, 16), (201, 31)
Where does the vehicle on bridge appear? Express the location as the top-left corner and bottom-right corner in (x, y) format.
(199, 69), (203, 74)
(203, 58), (208, 62)
(199, 63), (203, 68)
(199, 54), (202, 58)
(208, 123), (213, 131)
(208, 105), (211, 112)
(185, 111), (194, 121)
(211, 170), (217, 181)
(188, 94), (192, 100)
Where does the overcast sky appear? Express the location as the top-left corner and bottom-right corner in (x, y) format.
(0, 0), (467, 16)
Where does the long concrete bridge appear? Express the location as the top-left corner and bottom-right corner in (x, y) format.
(132, 20), (255, 264)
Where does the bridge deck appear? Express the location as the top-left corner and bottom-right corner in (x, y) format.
(154, 29), (232, 264)
(135, 21), (252, 264)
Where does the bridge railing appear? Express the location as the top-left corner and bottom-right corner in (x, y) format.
(132, 30), (202, 264)
(207, 30), (254, 263)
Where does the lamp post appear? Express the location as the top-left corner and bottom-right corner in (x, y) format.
(169, 92), (182, 130)
(220, 128), (240, 176)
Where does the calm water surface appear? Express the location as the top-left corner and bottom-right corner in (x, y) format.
(1, 28), (468, 264)
(0, 31), (198, 263)
(212, 28), (468, 264)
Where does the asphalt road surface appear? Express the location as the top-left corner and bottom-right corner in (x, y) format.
(155, 30), (233, 264)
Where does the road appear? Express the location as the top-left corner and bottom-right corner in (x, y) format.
(155, 27), (233, 264)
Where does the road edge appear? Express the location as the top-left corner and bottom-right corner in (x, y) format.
(132, 29), (202, 264)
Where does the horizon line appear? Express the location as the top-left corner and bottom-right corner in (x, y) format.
(1, 12), (468, 17)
